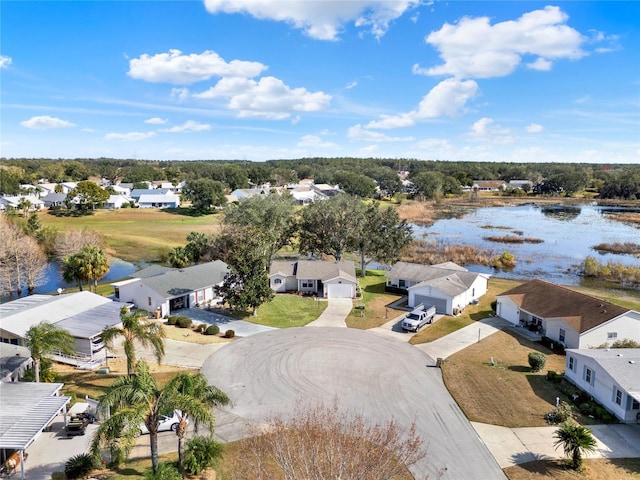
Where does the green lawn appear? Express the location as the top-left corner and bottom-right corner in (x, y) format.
(241, 294), (328, 328)
(346, 269), (404, 329)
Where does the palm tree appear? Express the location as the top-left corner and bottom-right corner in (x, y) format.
(17, 197), (32, 218)
(78, 245), (110, 292)
(61, 253), (87, 291)
(25, 322), (75, 382)
(102, 307), (166, 376)
(553, 422), (598, 470)
(91, 362), (227, 474)
(165, 372), (229, 472)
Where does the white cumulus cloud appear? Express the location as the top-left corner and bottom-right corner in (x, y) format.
(470, 117), (509, 136)
(128, 49), (267, 84)
(160, 120), (212, 133)
(0, 55), (12, 69)
(298, 135), (337, 148)
(194, 76), (331, 119)
(423, 6), (586, 79)
(203, 0), (419, 40)
(144, 117), (168, 125)
(105, 131), (156, 141)
(21, 115), (76, 129)
(526, 123), (544, 133)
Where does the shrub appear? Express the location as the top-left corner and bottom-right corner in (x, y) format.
(224, 329), (235, 338)
(528, 352), (547, 372)
(167, 316), (178, 326)
(546, 370), (562, 383)
(175, 316), (192, 328)
(205, 325), (220, 335)
(540, 336), (553, 349)
(195, 323), (206, 333)
(183, 436), (224, 475)
(544, 401), (573, 424)
(490, 300), (497, 312)
(143, 462), (182, 480)
(65, 453), (98, 479)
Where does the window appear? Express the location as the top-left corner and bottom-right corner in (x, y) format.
(607, 332), (618, 340)
(585, 367), (594, 385)
(559, 328), (566, 343)
(615, 388), (623, 406)
(633, 399), (640, 410)
(532, 316), (541, 325)
(568, 356), (575, 372)
(302, 281), (313, 288)
(274, 278), (282, 285)
(399, 279), (406, 288)
(148, 296), (152, 306)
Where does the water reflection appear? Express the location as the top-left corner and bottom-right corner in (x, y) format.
(538, 205), (581, 221)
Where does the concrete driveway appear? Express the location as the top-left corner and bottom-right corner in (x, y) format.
(305, 298), (352, 327)
(201, 327), (506, 480)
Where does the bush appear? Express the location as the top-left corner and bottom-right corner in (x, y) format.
(183, 436), (224, 475)
(544, 401), (573, 424)
(528, 352), (547, 372)
(167, 316), (178, 326)
(195, 323), (206, 333)
(65, 453), (98, 479)
(224, 329), (235, 338)
(490, 300), (497, 312)
(175, 316), (192, 328)
(540, 336), (553, 349)
(143, 462), (182, 480)
(205, 324), (220, 335)
(546, 370), (562, 383)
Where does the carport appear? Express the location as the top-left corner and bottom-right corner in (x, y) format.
(0, 383), (70, 480)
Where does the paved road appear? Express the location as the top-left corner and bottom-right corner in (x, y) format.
(201, 327), (506, 480)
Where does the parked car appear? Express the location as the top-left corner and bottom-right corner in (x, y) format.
(66, 415), (90, 436)
(401, 304), (436, 332)
(138, 410), (185, 435)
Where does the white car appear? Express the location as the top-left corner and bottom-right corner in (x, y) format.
(138, 410), (185, 435)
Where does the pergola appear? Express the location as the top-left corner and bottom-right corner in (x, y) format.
(0, 382), (70, 480)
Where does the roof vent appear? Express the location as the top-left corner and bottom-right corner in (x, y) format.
(617, 353), (623, 357)
(629, 361), (635, 364)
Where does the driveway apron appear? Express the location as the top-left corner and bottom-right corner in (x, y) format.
(305, 298), (352, 327)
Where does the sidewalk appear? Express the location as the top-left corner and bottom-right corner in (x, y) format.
(472, 421), (640, 468)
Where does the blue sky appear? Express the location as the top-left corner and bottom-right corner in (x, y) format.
(1, 1), (638, 163)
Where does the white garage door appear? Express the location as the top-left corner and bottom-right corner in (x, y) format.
(414, 295), (448, 314)
(327, 284), (353, 299)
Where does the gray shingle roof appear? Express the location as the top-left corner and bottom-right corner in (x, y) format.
(391, 261), (483, 296)
(295, 260), (356, 283)
(567, 348), (640, 399)
(141, 260), (229, 298)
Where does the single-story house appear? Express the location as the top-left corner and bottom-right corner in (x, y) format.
(0, 292), (127, 366)
(0, 196), (45, 212)
(472, 180), (507, 191)
(564, 348), (640, 424)
(269, 260), (357, 299)
(0, 344), (32, 382)
(105, 194), (132, 209)
(311, 183), (341, 198)
(0, 382), (71, 480)
(40, 193), (68, 208)
(129, 188), (171, 200)
(290, 187), (324, 205)
(508, 180), (533, 190)
(386, 261), (489, 315)
(230, 188), (270, 200)
(112, 260), (229, 317)
(137, 193), (180, 209)
(496, 279), (640, 349)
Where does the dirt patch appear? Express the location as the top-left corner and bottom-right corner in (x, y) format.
(441, 329), (571, 427)
(159, 321), (233, 345)
(53, 356), (189, 376)
(504, 458), (640, 480)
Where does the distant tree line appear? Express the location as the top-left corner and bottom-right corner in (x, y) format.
(2, 157), (639, 199)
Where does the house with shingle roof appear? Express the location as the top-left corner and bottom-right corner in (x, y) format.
(386, 261), (489, 315)
(269, 260), (357, 298)
(112, 260), (229, 316)
(496, 279), (640, 349)
(564, 348), (640, 424)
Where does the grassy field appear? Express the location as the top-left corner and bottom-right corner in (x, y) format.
(37, 208), (223, 262)
(504, 458), (640, 480)
(346, 269), (404, 329)
(441, 329), (581, 428)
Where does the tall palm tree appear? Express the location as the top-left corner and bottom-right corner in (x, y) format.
(61, 253), (87, 291)
(78, 245), (110, 292)
(91, 362), (227, 474)
(102, 307), (166, 376)
(553, 422), (598, 470)
(25, 322), (75, 382)
(165, 372), (229, 472)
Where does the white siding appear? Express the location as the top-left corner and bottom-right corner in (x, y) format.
(545, 318), (581, 349)
(116, 280), (168, 316)
(496, 296), (520, 324)
(270, 275), (287, 293)
(578, 312), (640, 348)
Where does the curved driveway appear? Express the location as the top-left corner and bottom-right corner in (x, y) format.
(201, 327), (505, 480)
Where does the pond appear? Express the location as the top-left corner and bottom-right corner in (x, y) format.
(33, 257), (140, 295)
(413, 204), (640, 286)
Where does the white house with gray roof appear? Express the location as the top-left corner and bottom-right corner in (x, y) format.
(387, 261), (489, 315)
(269, 260), (357, 299)
(564, 348), (640, 424)
(0, 292), (127, 365)
(112, 260), (229, 317)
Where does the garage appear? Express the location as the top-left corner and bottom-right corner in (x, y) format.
(413, 295), (448, 314)
(326, 283), (354, 299)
